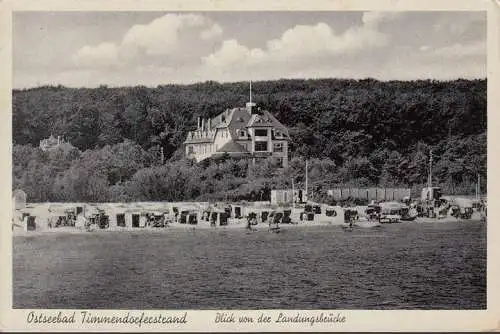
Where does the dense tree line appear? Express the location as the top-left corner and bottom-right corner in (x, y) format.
(12, 78), (486, 202)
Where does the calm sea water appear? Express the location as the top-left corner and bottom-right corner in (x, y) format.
(13, 222), (486, 309)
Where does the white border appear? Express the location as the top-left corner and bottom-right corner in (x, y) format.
(1, 0), (498, 331)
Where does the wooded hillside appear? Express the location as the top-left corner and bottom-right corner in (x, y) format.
(12, 78), (487, 202)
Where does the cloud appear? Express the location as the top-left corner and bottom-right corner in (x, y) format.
(433, 12), (485, 38)
(361, 11), (403, 28)
(419, 45), (430, 52)
(386, 53), (485, 80)
(202, 12), (396, 75)
(424, 41), (485, 59)
(122, 14), (221, 56)
(16, 11), (485, 89)
(73, 13), (222, 68)
(72, 42), (121, 69)
(266, 22), (388, 58)
(201, 23), (223, 40)
(202, 39), (264, 69)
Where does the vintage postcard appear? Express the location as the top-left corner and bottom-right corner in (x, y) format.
(0, 0), (499, 332)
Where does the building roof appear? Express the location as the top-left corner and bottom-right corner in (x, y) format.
(185, 137), (214, 144)
(247, 114), (273, 127)
(217, 140), (249, 153)
(226, 108), (251, 139)
(184, 105), (289, 145)
(226, 108), (289, 139)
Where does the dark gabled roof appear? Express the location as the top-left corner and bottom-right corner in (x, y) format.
(217, 140), (249, 153)
(225, 108), (251, 139)
(247, 114), (273, 127)
(227, 108), (289, 139)
(185, 105), (289, 145)
(246, 110), (289, 138)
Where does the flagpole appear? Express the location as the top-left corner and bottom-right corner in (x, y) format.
(428, 150), (433, 188)
(477, 173), (480, 200)
(305, 159), (308, 201)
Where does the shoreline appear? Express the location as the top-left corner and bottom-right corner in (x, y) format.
(12, 218), (485, 237)
(11, 220), (343, 236)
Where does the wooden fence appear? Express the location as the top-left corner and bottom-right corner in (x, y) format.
(271, 189), (308, 205)
(327, 188), (411, 202)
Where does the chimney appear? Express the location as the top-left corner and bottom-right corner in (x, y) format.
(246, 102), (256, 114)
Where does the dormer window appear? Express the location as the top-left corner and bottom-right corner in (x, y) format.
(238, 129), (247, 138)
(274, 130), (283, 138)
(254, 129), (268, 137)
(273, 143), (283, 152)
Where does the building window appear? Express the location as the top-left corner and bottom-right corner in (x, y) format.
(255, 129), (268, 137)
(275, 157), (283, 168)
(187, 146), (194, 154)
(238, 130), (246, 138)
(274, 130), (283, 138)
(273, 143), (283, 152)
(255, 141), (268, 152)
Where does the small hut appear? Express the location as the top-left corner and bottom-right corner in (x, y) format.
(12, 189), (27, 210)
(188, 212), (198, 225)
(208, 207), (226, 226)
(179, 210), (189, 224)
(233, 205), (243, 218)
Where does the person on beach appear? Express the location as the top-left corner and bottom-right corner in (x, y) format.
(246, 217), (253, 231)
(210, 212), (216, 227)
(75, 214), (86, 230)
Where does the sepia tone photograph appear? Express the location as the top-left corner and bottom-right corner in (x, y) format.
(10, 9), (487, 314)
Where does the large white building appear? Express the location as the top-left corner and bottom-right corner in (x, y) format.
(184, 101), (290, 167)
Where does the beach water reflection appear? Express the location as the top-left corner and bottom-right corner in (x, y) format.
(13, 221), (486, 309)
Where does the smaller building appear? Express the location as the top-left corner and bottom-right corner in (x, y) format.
(39, 135), (66, 151)
(12, 189), (27, 210)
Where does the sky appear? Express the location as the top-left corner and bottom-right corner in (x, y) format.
(12, 11), (486, 88)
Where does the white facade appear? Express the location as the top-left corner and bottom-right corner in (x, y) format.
(184, 103), (290, 167)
